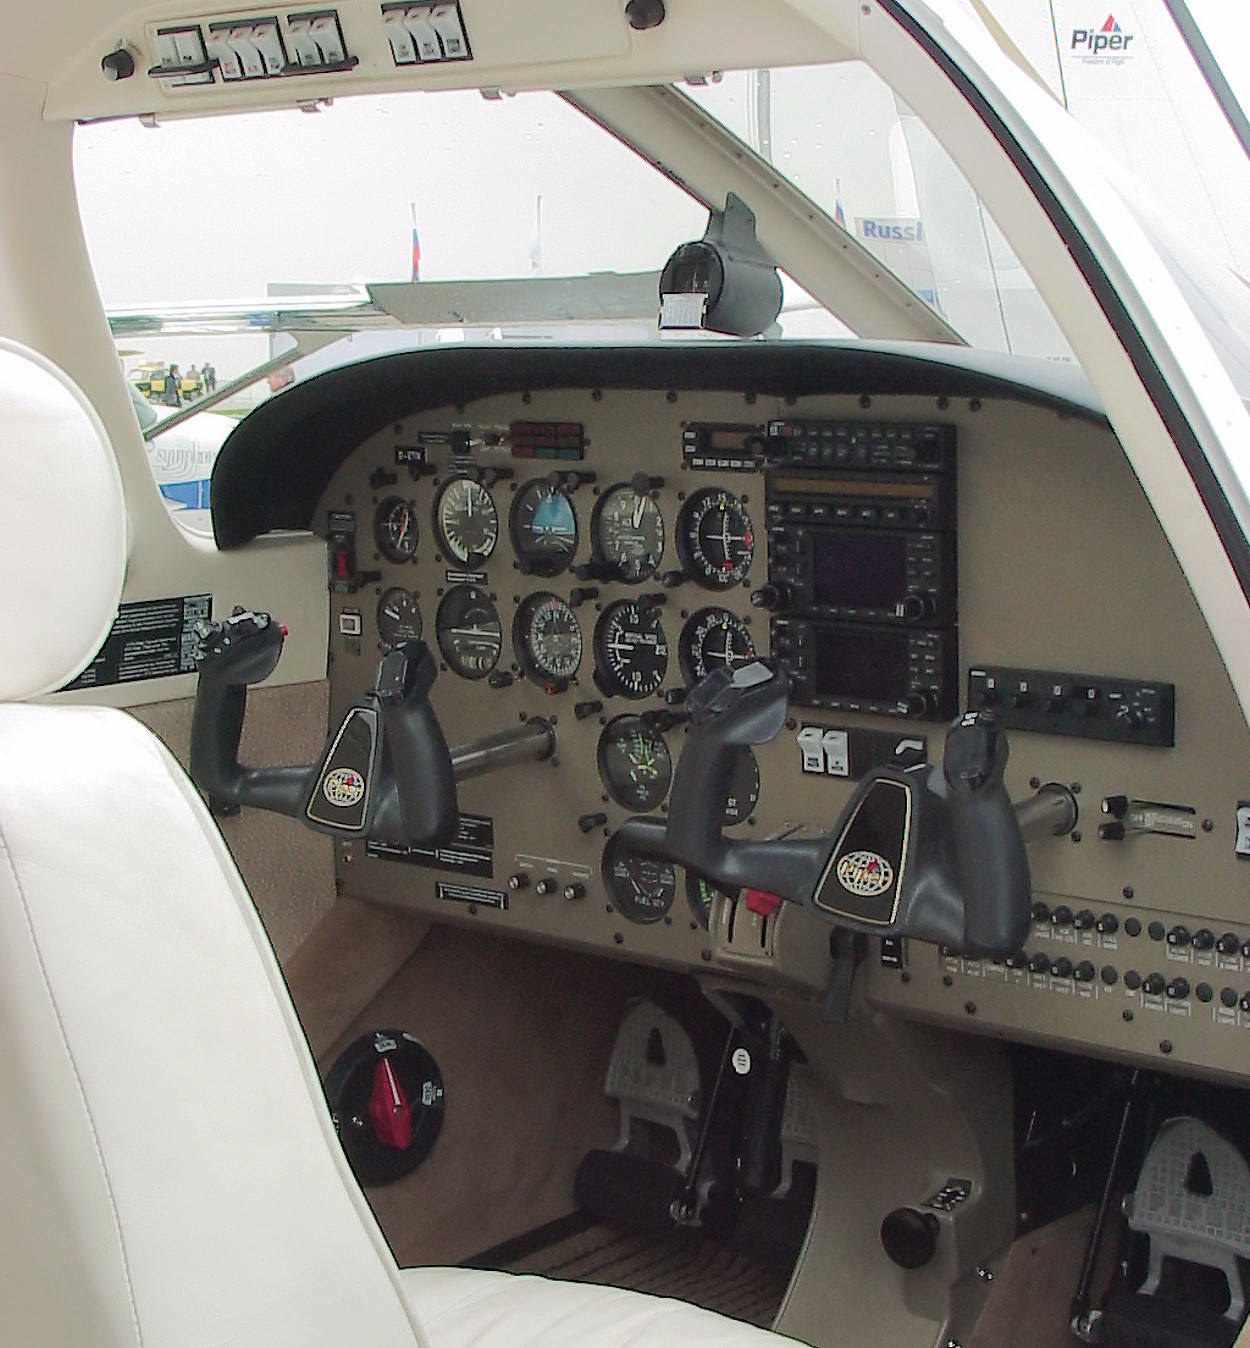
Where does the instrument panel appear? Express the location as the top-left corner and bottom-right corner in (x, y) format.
(312, 373), (1250, 1086)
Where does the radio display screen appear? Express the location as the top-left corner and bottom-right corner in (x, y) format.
(811, 532), (908, 609)
(814, 626), (910, 703)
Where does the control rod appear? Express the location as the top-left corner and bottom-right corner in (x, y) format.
(1014, 783), (1079, 842)
(450, 717), (555, 781)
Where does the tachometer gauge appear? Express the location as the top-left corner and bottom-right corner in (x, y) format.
(375, 496), (420, 563)
(435, 477), (498, 565)
(676, 488), (755, 589)
(376, 587), (423, 648)
(602, 832), (677, 924)
(592, 484), (665, 583)
(510, 478), (578, 577)
(685, 872), (737, 930)
(513, 592), (582, 690)
(724, 746), (760, 826)
(593, 599), (668, 699)
(435, 584), (502, 680)
(678, 607), (756, 685)
(597, 716), (672, 811)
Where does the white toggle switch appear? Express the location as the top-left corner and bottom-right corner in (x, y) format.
(428, 2), (469, 58)
(403, 8), (443, 61)
(1236, 803), (1250, 858)
(229, 27), (266, 77)
(309, 14), (346, 63)
(251, 20), (286, 74)
(822, 729), (849, 777)
(382, 12), (418, 63)
(206, 32), (242, 78)
(797, 727), (824, 774)
(171, 28), (206, 65)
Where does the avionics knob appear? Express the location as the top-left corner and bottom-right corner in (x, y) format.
(903, 691), (934, 719)
(1166, 977), (1191, 1000)
(1028, 953), (1050, 975)
(750, 583), (794, 612)
(1142, 973), (1167, 996)
(900, 592), (936, 622)
(563, 883), (586, 902)
(880, 1208), (940, 1270)
(507, 872), (530, 891)
(534, 878), (558, 896)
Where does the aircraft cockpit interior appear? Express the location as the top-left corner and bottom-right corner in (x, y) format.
(2, 5), (1250, 1348)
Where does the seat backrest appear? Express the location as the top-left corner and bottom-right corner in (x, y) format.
(0, 341), (427, 1348)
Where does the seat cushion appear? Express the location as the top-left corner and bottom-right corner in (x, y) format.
(400, 1266), (802, 1348)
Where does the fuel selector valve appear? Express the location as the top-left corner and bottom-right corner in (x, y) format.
(617, 662), (1075, 959)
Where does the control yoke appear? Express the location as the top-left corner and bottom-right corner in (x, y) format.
(189, 609), (553, 848)
(620, 663), (1070, 958)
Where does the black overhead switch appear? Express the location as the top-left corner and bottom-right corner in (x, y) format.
(101, 46), (136, 80)
(880, 1208), (939, 1270)
(625, 0), (666, 31)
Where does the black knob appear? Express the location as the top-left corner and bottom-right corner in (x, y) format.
(1123, 970), (1142, 990)
(1192, 928), (1215, 952)
(659, 570), (686, 588)
(573, 561), (606, 583)
(1006, 952), (1028, 970)
(1074, 961), (1096, 983)
(624, 0), (666, 30)
(1196, 983), (1214, 1004)
(1217, 932), (1241, 956)
(578, 813), (608, 834)
(1028, 953), (1050, 975)
(1073, 909), (1096, 930)
(1101, 965), (1119, 986)
(1166, 977), (1190, 1000)
(574, 699), (603, 720)
(1142, 973), (1166, 996)
(569, 586), (599, 607)
(638, 591), (666, 611)
(563, 882), (587, 902)
(903, 691), (933, 719)
(508, 873), (530, 891)
(1051, 905), (1074, 928)
(1166, 925), (1191, 948)
(1148, 922), (1166, 941)
(1124, 918), (1142, 937)
(101, 46), (136, 80)
(631, 472), (664, 493)
(750, 583), (793, 612)
(1099, 821), (1126, 841)
(1051, 957), (1074, 979)
(1102, 794), (1129, 819)
(1031, 901), (1051, 923)
(1221, 987), (1239, 1008)
(1097, 913), (1120, 935)
(663, 687), (688, 706)
(880, 1208), (940, 1270)
(488, 670), (514, 689)
(534, 878), (558, 896)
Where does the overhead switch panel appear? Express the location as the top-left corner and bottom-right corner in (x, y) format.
(382, 2), (473, 65)
(148, 9), (355, 87)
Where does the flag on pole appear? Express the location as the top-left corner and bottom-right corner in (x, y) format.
(410, 203), (421, 282)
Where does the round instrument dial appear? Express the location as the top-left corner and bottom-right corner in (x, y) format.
(594, 600), (668, 700)
(678, 607), (757, 685)
(513, 592), (583, 689)
(375, 497), (420, 563)
(593, 484), (665, 583)
(602, 833), (677, 924)
(676, 488), (755, 589)
(685, 872), (737, 930)
(435, 477), (498, 565)
(510, 479), (578, 577)
(724, 746), (761, 826)
(597, 716), (672, 812)
(376, 587), (423, 648)
(435, 584), (502, 680)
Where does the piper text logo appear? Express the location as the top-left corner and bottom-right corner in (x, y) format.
(1072, 14), (1134, 62)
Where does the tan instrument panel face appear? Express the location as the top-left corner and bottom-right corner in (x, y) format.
(315, 383), (1250, 1083)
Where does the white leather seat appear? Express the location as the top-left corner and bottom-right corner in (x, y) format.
(0, 340), (801, 1348)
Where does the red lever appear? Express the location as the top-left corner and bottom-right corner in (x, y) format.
(369, 1056), (412, 1151)
(743, 888), (782, 918)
